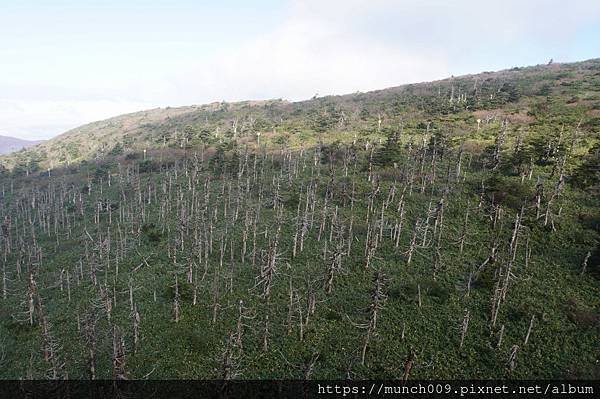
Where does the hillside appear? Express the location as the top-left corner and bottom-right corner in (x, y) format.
(0, 135), (43, 156)
(3, 58), (599, 172)
(0, 59), (598, 381)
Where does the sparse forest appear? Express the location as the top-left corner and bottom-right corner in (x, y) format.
(0, 59), (598, 380)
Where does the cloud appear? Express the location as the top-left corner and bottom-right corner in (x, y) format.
(174, 0), (449, 103)
(0, 97), (155, 140)
(172, 0), (600, 104)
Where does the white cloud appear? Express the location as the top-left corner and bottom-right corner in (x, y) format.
(170, 0), (600, 104)
(0, 98), (155, 140)
(182, 29), (446, 102)
(175, 0), (447, 102)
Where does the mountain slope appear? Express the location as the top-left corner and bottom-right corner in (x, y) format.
(0, 59), (598, 380)
(2, 58), (599, 172)
(0, 135), (43, 155)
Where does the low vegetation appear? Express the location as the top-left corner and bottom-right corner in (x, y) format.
(0, 59), (598, 380)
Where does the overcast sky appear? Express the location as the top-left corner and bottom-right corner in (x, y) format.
(1, 0), (599, 140)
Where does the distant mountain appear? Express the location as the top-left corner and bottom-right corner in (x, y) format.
(0, 135), (44, 155)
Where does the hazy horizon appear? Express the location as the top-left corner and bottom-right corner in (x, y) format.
(2, 0), (599, 141)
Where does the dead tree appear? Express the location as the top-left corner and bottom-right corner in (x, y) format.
(83, 305), (99, 380)
(506, 344), (519, 374)
(303, 275), (323, 335)
(1, 259), (8, 301)
(524, 315), (535, 346)
(497, 324), (505, 349)
(286, 276), (299, 335)
(458, 205), (470, 254)
(544, 172), (565, 229)
(217, 332), (241, 384)
(261, 314), (270, 353)
(131, 304), (141, 354)
(302, 352), (320, 380)
(490, 121), (507, 170)
(405, 219), (420, 265)
(173, 273), (181, 323)
(347, 167), (357, 254)
(0, 338), (5, 368)
(401, 351), (417, 382)
(459, 309), (470, 349)
(324, 223), (346, 294)
(112, 326), (128, 380)
(39, 313), (64, 379)
(490, 280), (502, 329)
(26, 271), (38, 325)
(393, 190), (406, 248)
(581, 251), (591, 275)
(358, 270), (389, 365)
(235, 300), (255, 350)
(534, 178), (544, 220)
(500, 207), (524, 301)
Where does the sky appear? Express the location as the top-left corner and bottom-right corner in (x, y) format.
(1, 0), (599, 140)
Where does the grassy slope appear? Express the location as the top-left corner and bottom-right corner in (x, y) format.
(2, 58), (599, 170)
(0, 59), (598, 380)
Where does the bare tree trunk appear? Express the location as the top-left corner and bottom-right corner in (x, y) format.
(459, 309), (470, 349)
(524, 315), (535, 346)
